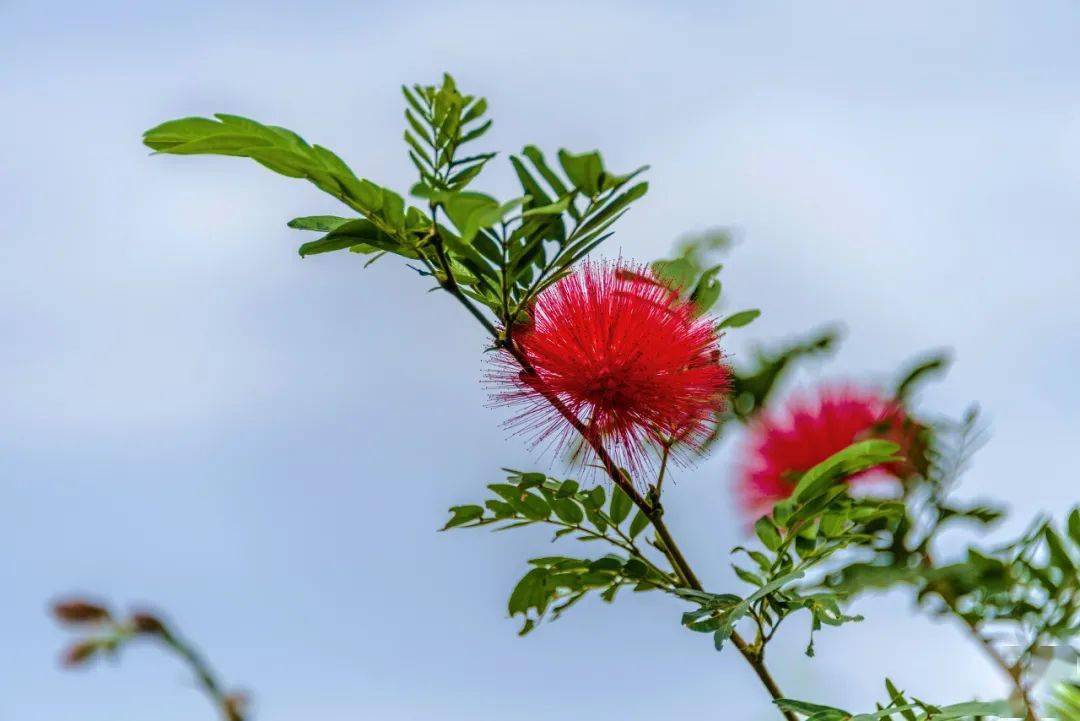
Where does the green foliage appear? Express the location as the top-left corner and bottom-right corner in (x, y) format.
(820, 410), (998, 599)
(680, 441), (904, 655)
(650, 238), (755, 320)
(490, 145), (649, 321)
(818, 401), (1078, 709)
(777, 680), (1012, 720)
(401, 75), (650, 324)
(922, 511), (1080, 657)
(728, 326), (841, 421)
(825, 406), (992, 597)
(142, 113), (429, 262)
(141, 71), (1076, 721)
(1049, 682), (1080, 721)
(661, 223), (845, 453)
(144, 74), (649, 330)
(671, 227), (736, 263)
(443, 470), (676, 634)
(697, 324), (843, 453)
(507, 554), (672, 636)
(402, 74), (494, 196)
(718, 308), (762, 329)
(895, 351), (951, 401)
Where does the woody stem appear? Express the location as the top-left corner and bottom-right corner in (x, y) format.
(427, 241), (794, 720)
(498, 338), (795, 721)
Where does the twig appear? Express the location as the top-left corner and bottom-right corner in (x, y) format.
(426, 255), (796, 719)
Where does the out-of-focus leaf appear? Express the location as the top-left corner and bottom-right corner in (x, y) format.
(717, 309), (761, 330)
(895, 352), (951, 400)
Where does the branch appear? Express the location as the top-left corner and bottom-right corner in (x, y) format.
(52, 599), (246, 721)
(426, 222), (795, 719)
(920, 551), (1036, 720)
(499, 330), (794, 720)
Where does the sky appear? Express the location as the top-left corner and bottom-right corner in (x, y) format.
(2, 1), (1079, 719)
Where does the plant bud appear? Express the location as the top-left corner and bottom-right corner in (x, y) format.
(224, 692), (249, 721)
(52, 600), (111, 625)
(61, 640), (100, 668)
(130, 612), (167, 636)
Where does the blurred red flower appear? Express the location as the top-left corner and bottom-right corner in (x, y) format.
(491, 260), (729, 477)
(738, 385), (918, 519)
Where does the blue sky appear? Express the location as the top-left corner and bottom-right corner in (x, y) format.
(2, 1), (1079, 719)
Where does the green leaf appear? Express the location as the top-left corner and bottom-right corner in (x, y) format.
(599, 164), (649, 192)
(485, 499), (516, 519)
(609, 486), (633, 525)
(931, 700), (1014, 719)
(515, 491), (552, 521)
(508, 568), (550, 617)
(754, 516), (782, 551)
(717, 309), (761, 330)
(516, 472), (546, 488)
(442, 192), (503, 244)
(555, 480), (579, 497)
(1068, 507), (1080, 547)
(510, 156), (556, 208)
(583, 505), (607, 533)
(1044, 527), (1076, 572)
(734, 566), (764, 586)
(938, 503), (1005, 528)
(578, 181), (648, 235)
(584, 486), (606, 509)
(522, 196), (571, 217)
(895, 352), (950, 399)
(628, 510), (650, 539)
(651, 257), (698, 292)
(462, 97), (487, 124)
(1048, 682), (1080, 721)
(287, 215), (351, 232)
(143, 114), (416, 234)
(689, 263), (723, 315)
(521, 145), (571, 199)
(458, 119), (492, 146)
(557, 149), (604, 196)
(551, 498), (585, 525)
(298, 219), (400, 257)
(447, 163), (487, 191)
(727, 327), (840, 421)
(792, 440), (900, 504)
(588, 556), (622, 572)
(746, 570), (806, 603)
(442, 505), (484, 530)
(775, 699), (851, 720)
(488, 484), (551, 521)
(142, 116), (241, 151)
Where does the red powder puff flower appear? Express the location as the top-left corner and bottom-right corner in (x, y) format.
(490, 260), (730, 477)
(737, 384), (920, 519)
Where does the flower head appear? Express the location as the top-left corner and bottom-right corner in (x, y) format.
(737, 384), (919, 519)
(490, 260), (730, 476)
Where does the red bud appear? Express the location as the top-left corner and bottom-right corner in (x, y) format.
(224, 692), (249, 721)
(130, 612), (167, 635)
(52, 600), (111, 625)
(61, 640), (100, 668)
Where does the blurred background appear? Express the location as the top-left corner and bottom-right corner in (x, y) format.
(2, 1), (1078, 718)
